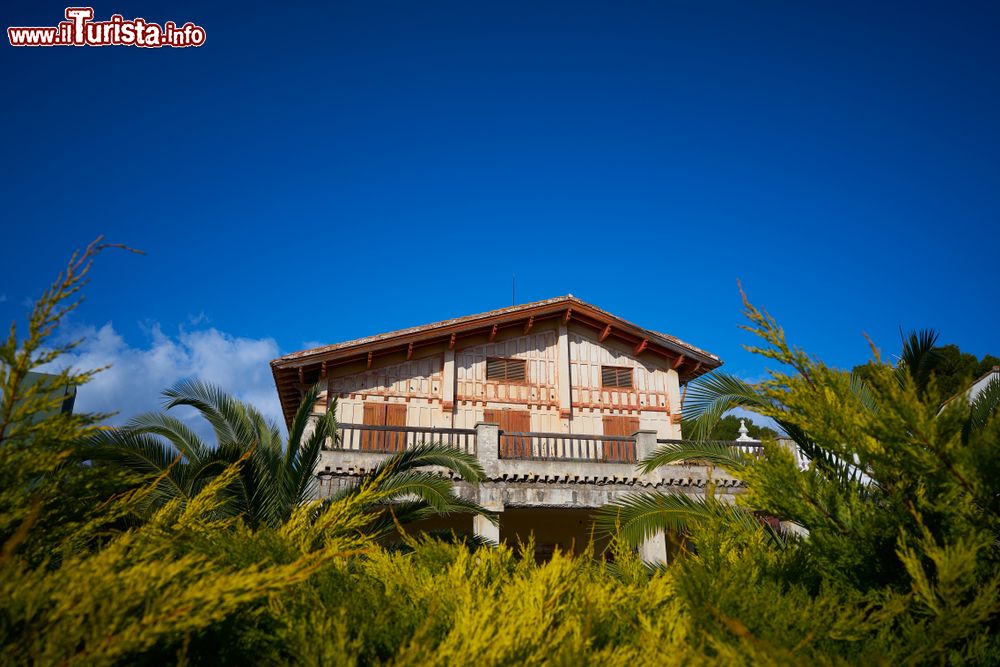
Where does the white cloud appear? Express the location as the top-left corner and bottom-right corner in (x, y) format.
(45, 322), (283, 437)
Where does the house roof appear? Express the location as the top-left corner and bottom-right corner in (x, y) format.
(271, 295), (722, 425)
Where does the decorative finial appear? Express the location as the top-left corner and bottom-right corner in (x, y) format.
(736, 418), (753, 442)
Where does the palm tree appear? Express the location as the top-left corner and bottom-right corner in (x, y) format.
(87, 380), (493, 532)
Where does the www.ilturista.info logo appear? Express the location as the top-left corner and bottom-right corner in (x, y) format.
(8, 7), (206, 48)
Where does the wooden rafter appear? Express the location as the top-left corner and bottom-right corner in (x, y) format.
(672, 354), (686, 370)
(367, 351), (373, 369)
(321, 360), (328, 378)
(523, 316), (534, 335)
(599, 324), (612, 342)
(298, 367), (305, 383)
(489, 324), (498, 341)
(563, 308), (572, 323)
(449, 333), (456, 349)
(406, 342), (414, 360)
(633, 338), (648, 355)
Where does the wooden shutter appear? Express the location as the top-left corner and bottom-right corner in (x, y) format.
(385, 403), (408, 453)
(601, 366), (633, 388)
(602, 415), (640, 436)
(362, 403), (386, 451)
(361, 402), (408, 451)
(602, 415), (639, 463)
(485, 408), (531, 458)
(486, 358), (527, 382)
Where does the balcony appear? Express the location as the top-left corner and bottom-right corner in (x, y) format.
(333, 423), (641, 463)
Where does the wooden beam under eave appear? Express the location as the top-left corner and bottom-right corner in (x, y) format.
(633, 338), (648, 355)
(563, 308), (572, 323)
(298, 367), (305, 384)
(489, 324), (498, 341)
(321, 360), (328, 379)
(523, 316), (535, 335)
(449, 333), (456, 349)
(367, 351), (373, 369)
(599, 324), (612, 342)
(672, 354), (686, 370)
(406, 342), (414, 360)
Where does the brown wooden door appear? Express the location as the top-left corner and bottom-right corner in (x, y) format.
(602, 415), (639, 463)
(485, 409), (532, 458)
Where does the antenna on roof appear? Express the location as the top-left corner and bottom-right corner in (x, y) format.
(512, 274), (516, 305)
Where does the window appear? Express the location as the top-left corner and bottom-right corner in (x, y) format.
(601, 365), (633, 389)
(486, 357), (527, 382)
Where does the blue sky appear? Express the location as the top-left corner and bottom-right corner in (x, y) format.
(2, 1), (998, 425)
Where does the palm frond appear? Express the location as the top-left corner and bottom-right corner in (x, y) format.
(594, 492), (716, 547)
(682, 372), (772, 440)
(368, 443), (486, 483)
(286, 384), (323, 461)
(897, 328), (940, 394)
(162, 379), (245, 446)
(363, 497), (496, 539)
(849, 372), (878, 413)
(126, 412), (210, 463)
(364, 470), (460, 510)
(969, 376), (1000, 431)
(597, 491), (768, 549)
(640, 440), (751, 474)
(85, 429), (190, 505)
(281, 392), (336, 518)
(86, 429), (180, 478)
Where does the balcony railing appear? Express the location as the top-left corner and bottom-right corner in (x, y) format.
(326, 425), (762, 464)
(499, 431), (637, 463)
(333, 423), (476, 455)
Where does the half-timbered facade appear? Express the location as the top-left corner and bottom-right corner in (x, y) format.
(271, 295), (739, 562)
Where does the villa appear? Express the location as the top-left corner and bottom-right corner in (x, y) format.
(270, 295), (747, 562)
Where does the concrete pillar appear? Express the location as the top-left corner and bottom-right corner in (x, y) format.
(557, 322), (572, 420)
(639, 530), (668, 565)
(473, 422), (503, 546)
(633, 429), (662, 486)
(633, 429), (659, 462)
(473, 514), (500, 545)
(474, 421), (500, 478)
